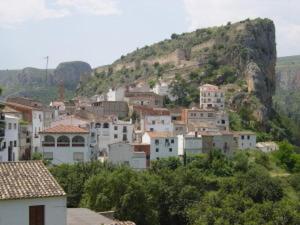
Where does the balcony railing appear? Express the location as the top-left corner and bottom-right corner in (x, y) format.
(42, 142), (55, 147)
(72, 143), (85, 147)
(57, 142), (70, 147)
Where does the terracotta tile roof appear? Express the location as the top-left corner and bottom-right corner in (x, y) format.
(41, 124), (89, 134)
(146, 131), (175, 138)
(0, 161), (66, 200)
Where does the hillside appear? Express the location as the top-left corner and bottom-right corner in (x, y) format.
(273, 56), (300, 144)
(0, 61), (92, 103)
(78, 18), (300, 145)
(79, 18), (276, 119)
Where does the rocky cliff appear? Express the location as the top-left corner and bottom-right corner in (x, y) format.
(0, 61), (92, 103)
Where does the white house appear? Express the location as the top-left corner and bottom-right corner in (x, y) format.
(141, 114), (173, 132)
(108, 142), (146, 170)
(0, 115), (20, 162)
(178, 132), (202, 156)
(199, 84), (225, 110)
(91, 117), (134, 157)
(40, 125), (91, 165)
(234, 131), (257, 150)
(152, 81), (177, 101)
(142, 132), (178, 160)
(0, 161), (66, 225)
(107, 87), (126, 101)
(256, 142), (279, 152)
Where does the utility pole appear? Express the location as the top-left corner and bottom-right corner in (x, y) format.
(44, 56), (49, 83)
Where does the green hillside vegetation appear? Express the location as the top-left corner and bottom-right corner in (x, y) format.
(274, 56), (300, 145)
(50, 143), (300, 225)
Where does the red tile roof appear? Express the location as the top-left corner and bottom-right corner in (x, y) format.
(41, 125), (89, 134)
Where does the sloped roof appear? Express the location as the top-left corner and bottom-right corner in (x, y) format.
(146, 131), (175, 138)
(41, 124), (89, 134)
(0, 161), (66, 200)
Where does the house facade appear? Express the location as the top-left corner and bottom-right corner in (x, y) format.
(0, 161), (66, 225)
(141, 115), (173, 132)
(178, 132), (202, 156)
(142, 132), (178, 161)
(124, 92), (164, 107)
(199, 84), (225, 110)
(0, 115), (20, 162)
(108, 142), (146, 170)
(91, 117), (134, 157)
(234, 131), (257, 150)
(201, 131), (235, 155)
(40, 125), (91, 164)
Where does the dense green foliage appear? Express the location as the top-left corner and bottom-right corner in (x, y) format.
(51, 149), (300, 225)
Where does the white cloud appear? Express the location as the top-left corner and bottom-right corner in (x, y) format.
(183, 0), (300, 56)
(56, 0), (121, 16)
(0, 0), (120, 28)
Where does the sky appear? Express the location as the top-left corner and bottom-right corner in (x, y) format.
(0, 0), (299, 69)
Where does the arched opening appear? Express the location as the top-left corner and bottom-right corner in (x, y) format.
(103, 123), (109, 128)
(43, 135), (55, 147)
(57, 135), (70, 147)
(95, 123), (101, 128)
(72, 136), (85, 147)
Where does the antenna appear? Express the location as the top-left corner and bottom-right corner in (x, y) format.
(44, 56), (49, 83)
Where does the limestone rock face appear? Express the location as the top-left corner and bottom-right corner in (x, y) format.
(53, 61), (92, 90)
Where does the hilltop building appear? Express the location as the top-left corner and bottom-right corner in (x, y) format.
(199, 84), (225, 110)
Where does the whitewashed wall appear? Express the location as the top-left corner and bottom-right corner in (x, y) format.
(0, 196), (66, 225)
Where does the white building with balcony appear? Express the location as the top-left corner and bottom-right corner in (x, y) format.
(90, 116), (134, 158)
(0, 114), (20, 162)
(199, 84), (225, 110)
(40, 125), (91, 164)
(142, 132), (178, 161)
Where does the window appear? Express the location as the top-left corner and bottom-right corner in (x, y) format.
(241, 135), (245, 140)
(152, 120), (155, 125)
(73, 152), (84, 162)
(8, 123), (12, 129)
(156, 148), (159, 152)
(43, 135), (55, 147)
(150, 128), (154, 132)
(29, 205), (44, 225)
(72, 136), (85, 147)
(169, 148), (172, 152)
(155, 139), (159, 145)
(95, 123), (101, 128)
(208, 113), (213, 117)
(171, 139), (174, 144)
(114, 134), (118, 139)
(103, 123), (109, 129)
(14, 123), (17, 129)
(156, 157), (160, 160)
(57, 136), (70, 147)
(123, 126), (127, 133)
(91, 132), (95, 137)
(161, 120), (164, 124)
(123, 134), (127, 141)
(222, 120), (225, 124)
(38, 114), (42, 122)
(114, 126), (118, 130)
(2, 142), (6, 150)
(247, 135), (250, 140)
(43, 152), (53, 160)
(14, 140), (17, 147)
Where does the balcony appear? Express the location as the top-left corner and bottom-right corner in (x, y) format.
(42, 142), (55, 147)
(57, 142), (70, 147)
(72, 143), (85, 147)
